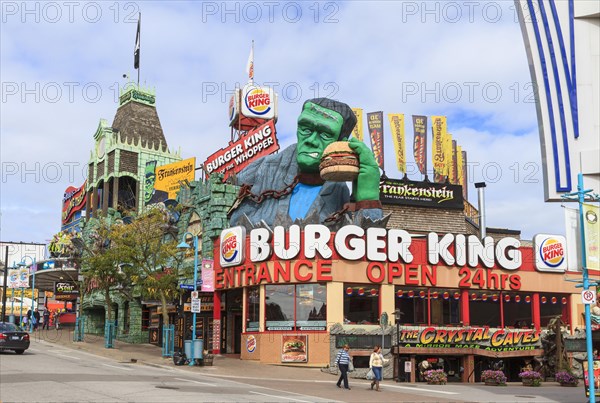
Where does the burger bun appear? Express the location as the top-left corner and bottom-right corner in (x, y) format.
(319, 142), (360, 182)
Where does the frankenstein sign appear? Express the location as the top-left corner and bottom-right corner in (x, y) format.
(398, 326), (541, 352)
(380, 178), (463, 209)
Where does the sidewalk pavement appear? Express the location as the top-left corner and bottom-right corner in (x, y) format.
(29, 328), (330, 383)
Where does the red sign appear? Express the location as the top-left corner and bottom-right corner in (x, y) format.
(62, 182), (87, 225)
(203, 120), (279, 180)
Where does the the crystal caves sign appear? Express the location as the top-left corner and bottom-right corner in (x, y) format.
(398, 326), (541, 352)
(380, 177), (463, 209)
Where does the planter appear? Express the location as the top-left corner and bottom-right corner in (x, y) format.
(522, 378), (540, 387)
(559, 383), (578, 387)
(427, 381), (444, 385)
(485, 380), (500, 386)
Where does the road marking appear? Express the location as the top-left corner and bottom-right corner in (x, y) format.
(174, 377), (215, 386)
(249, 391), (311, 402)
(102, 363), (133, 371)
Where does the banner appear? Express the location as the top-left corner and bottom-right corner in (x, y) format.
(7, 269), (20, 289)
(444, 133), (453, 181)
(367, 112), (385, 170)
(564, 207), (582, 271)
(388, 113), (406, 173)
(462, 150), (468, 200)
(201, 259), (215, 293)
(351, 108), (364, 141)
(450, 139), (458, 184)
(431, 116), (447, 182)
(412, 115), (427, 176)
(583, 204), (599, 270)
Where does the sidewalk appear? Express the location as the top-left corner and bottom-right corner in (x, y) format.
(29, 328), (328, 382)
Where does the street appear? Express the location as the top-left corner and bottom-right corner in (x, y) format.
(0, 336), (590, 403)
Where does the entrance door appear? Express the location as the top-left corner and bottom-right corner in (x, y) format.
(234, 314), (242, 354)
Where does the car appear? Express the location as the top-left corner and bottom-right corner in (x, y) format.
(0, 322), (30, 354)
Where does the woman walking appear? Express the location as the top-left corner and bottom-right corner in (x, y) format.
(335, 344), (352, 390)
(369, 345), (388, 391)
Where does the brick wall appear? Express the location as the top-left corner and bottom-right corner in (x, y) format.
(107, 151), (115, 175)
(119, 150), (138, 175)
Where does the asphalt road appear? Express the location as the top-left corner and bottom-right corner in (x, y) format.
(0, 339), (591, 403)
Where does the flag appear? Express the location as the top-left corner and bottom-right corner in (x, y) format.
(351, 108), (364, 141)
(412, 115), (427, 176)
(443, 133), (453, 181)
(431, 116), (447, 182)
(388, 113), (406, 173)
(461, 150), (468, 199)
(367, 112), (384, 170)
(450, 139), (458, 184)
(564, 206), (582, 271)
(457, 145), (463, 188)
(246, 42), (254, 80)
(134, 14), (140, 70)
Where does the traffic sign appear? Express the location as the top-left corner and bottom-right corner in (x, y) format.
(191, 298), (201, 313)
(582, 290), (596, 305)
(179, 284), (194, 290)
(191, 291), (198, 299)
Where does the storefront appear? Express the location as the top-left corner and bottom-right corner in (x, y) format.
(210, 223), (588, 381)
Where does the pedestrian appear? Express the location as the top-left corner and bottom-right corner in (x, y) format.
(33, 308), (40, 330)
(335, 344), (352, 390)
(22, 315), (28, 329)
(53, 310), (60, 329)
(369, 345), (389, 391)
(42, 309), (50, 330)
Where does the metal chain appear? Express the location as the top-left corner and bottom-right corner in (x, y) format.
(324, 204), (350, 223)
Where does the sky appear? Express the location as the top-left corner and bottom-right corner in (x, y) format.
(1, 1), (568, 245)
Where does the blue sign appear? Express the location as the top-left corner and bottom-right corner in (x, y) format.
(179, 284), (194, 290)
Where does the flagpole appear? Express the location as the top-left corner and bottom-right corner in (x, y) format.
(137, 12), (141, 87)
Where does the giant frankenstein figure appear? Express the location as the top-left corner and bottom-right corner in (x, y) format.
(229, 98), (385, 230)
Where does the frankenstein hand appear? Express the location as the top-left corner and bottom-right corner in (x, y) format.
(348, 137), (380, 201)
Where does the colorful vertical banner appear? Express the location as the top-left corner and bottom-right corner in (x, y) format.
(431, 116), (447, 182)
(461, 150), (468, 200)
(201, 259), (215, 292)
(7, 269), (19, 289)
(457, 145), (464, 189)
(367, 111), (385, 170)
(443, 133), (453, 181)
(412, 115), (427, 176)
(564, 206), (582, 271)
(351, 108), (364, 141)
(388, 113), (406, 174)
(450, 139), (458, 184)
(18, 268), (29, 288)
(583, 204), (599, 270)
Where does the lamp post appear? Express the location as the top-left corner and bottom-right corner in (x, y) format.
(19, 256), (36, 332)
(562, 173), (599, 403)
(177, 232), (199, 366)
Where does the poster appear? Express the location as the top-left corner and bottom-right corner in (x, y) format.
(281, 335), (308, 363)
(583, 360), (600, 397)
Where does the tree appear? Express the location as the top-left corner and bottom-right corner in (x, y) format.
(111, 206), (187, 326)
(79, 210), (128, 323)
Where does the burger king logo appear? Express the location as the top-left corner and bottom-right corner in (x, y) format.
(247, 335), (257, 353)
(244, 88), (272, 116)
(534, 234), (567, 272)
(219, 226), (245, 267)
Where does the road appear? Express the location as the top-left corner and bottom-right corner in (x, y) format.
(0, 339), (590, 402)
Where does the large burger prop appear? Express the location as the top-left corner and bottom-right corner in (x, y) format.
(319, 141), (359, 182)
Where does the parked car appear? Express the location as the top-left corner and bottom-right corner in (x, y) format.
(0, 322), (30, 354)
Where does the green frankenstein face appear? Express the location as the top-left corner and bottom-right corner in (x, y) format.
(296, 102), (344, 173)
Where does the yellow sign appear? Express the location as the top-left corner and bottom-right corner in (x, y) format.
(431, 116), (447, 180)
(154, 158), (196, 200)
(351, 108), (364, 141)
(388, 113), (406, 173)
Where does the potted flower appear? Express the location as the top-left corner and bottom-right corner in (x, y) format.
(555, 371), (578, 387)
(424, 369), (448, 385)
(481, 370), (507, 386)
(518, 370), (543, 386)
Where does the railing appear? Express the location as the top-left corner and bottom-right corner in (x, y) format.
(104, 321), (117, 348)
(73, 317), (85, 342)
(464, 200), (478, 224)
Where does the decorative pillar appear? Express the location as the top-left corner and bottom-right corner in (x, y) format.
(112, 177), (120, 210)
(532, 293), (541, 330)
(461, 290), (470, 326)
(102, 181), (110, 214)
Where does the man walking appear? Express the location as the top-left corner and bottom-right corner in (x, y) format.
(42, 308), (50, 330)
(335, 344), (352, 390)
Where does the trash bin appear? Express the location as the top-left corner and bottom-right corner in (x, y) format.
(184, 339), (203, 360)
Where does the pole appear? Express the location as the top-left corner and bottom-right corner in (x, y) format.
(1, 246), (8, 321)
(10, 262), (15, 323)
(29, 258), (36, 332)
(576, 174), (596, 403)
(190, 235), (198, 366)
(19, 287), (24, 326)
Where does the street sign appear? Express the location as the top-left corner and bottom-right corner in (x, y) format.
(179, 284), (194, 290)
(196, 280), (203, 286)
(191, 298), (201, 313)
(582, 290), (597, 305)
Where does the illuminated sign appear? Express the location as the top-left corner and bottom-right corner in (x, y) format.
(219, 227), (245, 267)
(62, 182), (87, 225)
(534, 234), (567, 272)
(241, 84), (276, 119)
(203, 120), (279, 180)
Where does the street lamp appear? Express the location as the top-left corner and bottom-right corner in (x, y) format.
(19, 256), (36, 332)
(177, 232), (199, 366)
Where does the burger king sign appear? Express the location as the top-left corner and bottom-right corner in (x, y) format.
(534, 234), (567, 272)
(220, 226), (245, 268)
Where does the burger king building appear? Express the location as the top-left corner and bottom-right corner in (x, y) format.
(211, 178), (589, 383)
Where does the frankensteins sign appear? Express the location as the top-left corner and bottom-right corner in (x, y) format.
(398, 326), (541, 353)
(380, 177), (463, 209)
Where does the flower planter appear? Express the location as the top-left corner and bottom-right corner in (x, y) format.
(427, 381), (445, 385)
(485, 380), (500, 386)
(522, 379), (540, 387)
(559, 383), (577, 387)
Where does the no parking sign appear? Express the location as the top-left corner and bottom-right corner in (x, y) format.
(581, 290), (596, 305)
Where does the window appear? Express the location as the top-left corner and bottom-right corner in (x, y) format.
(501, 292), (533, 328)
(469, 291), (501, 327)
(246, 287), (260, 332)
(395, 287), (460, 325)
(539, 294), (569, 327)
(343, 285), (379, 325)
(265, 284), (327, 331)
